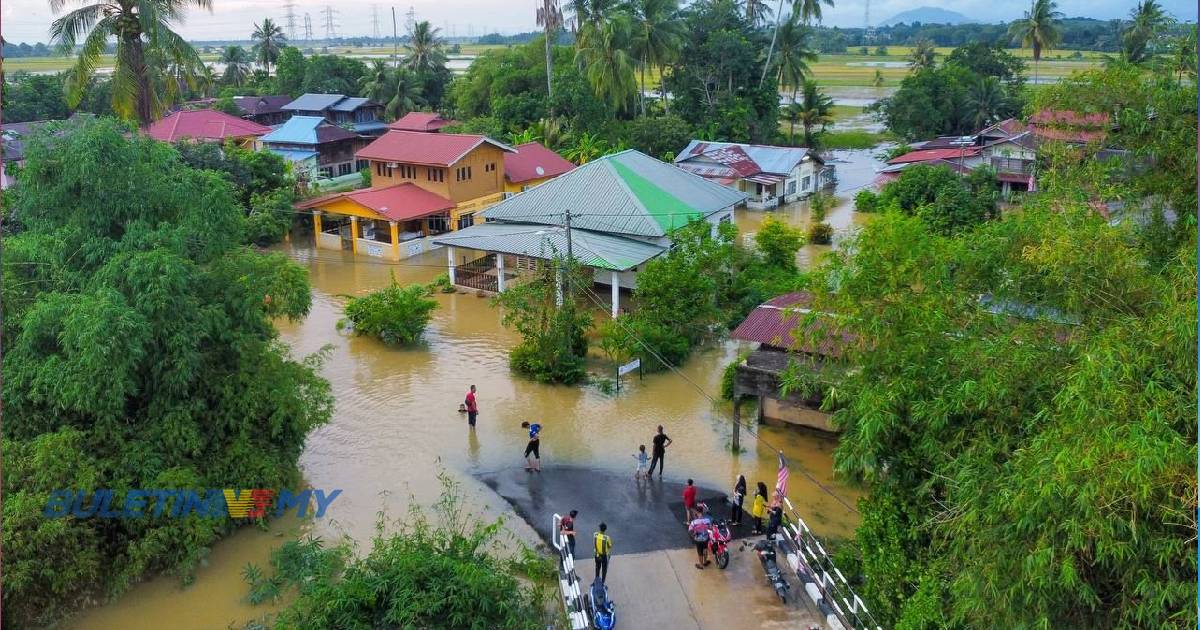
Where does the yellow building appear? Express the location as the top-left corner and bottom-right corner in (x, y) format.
(296, 184), (456, 260)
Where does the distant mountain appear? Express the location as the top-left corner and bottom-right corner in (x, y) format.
(881, 7), (971, 26)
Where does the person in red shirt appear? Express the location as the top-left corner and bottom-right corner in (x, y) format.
(464, 384), (478, 428)
(682, 478), (698, 522)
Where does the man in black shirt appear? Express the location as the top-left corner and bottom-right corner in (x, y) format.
(649, 425), (672, 477)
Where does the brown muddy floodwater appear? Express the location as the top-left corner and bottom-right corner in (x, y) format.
(65, 149), (883, 630)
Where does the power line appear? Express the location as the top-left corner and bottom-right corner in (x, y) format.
(371, 5), (381, 40)
(322, 5), (339, 40)
(283, 1), (298, 41)
(303, 13), (313, 41)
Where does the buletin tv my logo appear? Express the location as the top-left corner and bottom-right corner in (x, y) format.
(42, 488), (342, 519)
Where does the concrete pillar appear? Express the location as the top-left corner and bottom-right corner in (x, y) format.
(389, 221), (400, 261)
(349, 216), (359, 254)
(447, 245), (456, 284)
(732, 396), (741, 451)
(610, 271), (619, 319)
(496, 253), (506, 292)
(312, 211), (323, 248)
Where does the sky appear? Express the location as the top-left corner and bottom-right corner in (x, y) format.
(1, 0), (1196, 44)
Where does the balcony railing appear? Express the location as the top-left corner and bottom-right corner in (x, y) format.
(990, 157), (1034, 175)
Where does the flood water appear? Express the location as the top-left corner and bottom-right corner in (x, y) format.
(65, 149), (883, 630)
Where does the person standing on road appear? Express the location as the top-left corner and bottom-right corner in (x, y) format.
(464, 384), (478, 428)
(594, 522), (612, 581)
(751, 482), (768, 534)
(682, 478), (698, 522)
(688, 505), (714, 569)
(731, 475), (747, 526)
(560, 510), (578, 557)
(649, 425), (672, 477)
(521, 421), (542, 472)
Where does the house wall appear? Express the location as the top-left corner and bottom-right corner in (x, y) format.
(367, 144), (506, 204)
(504, 176), (553, 194)
(761, 396), (837, 433)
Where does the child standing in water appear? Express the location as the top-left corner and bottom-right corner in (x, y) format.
(633, 445), (649, 479)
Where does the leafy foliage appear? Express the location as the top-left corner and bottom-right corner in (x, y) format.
(493, 258), (592, 384)
(853, 189), (879, 213)
(341, 278), (438, 345)
(244, 474), (553, 629)
(755, 215), (805, 270)
(1, 118), (333, 627)
(876, 163), (998, 235)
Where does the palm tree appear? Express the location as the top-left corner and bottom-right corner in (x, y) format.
(537, 0), (565, 97)
(1169, 31), (1197, 85)
(1008, 0), (1063, 85)
(908, 39), (936, 70)
(565, 0), (618, 36)
(360, 59), (392, 103)
(775, 15), (817, 100)
(967, 76), (1006, 130)
(1123, 0), (1170, 63)
(793, 79), (833, 147)
(50, 0), (212, 126)
(575, 16), (637, 111)
(386, 68), (424, 119)
(783, 102), (802, 144)
(220, 46), (252, 87)
(745, 0), (773, 28)
(251, 18), (286, 76)
(564, 131), (609, 164)
(406, 21), (446, 76)
(794, 0), (834, 24)
(197, 64), (216, 98)
(628, 0), (682, 116)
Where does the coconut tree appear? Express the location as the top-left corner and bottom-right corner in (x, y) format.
(628, 0), (682, 116)
(908, 39), (937, 70)
(563, 131), (609, 164)
(1008, 0), (1063, 85)
(406, 21), (446, 76)
(793, 79), (833, 147)
(764, 0), (833, 87)
(49, 0), (212, 126)
(967, 76), (1006, 130)
(386, 67), (424, 119)
(775, 14), (817, 100)
(1123, 0), (1170, 63)
(745, 0), (773, 28)
(220, 45), (253, 87)
(575, 15), (637, 111)
(1168, 31), (1197, 85)
(565, 0), (618, 36)
(537, 0), (564, 97)
(360, 59), (392, 102)
(251, 18), (286, 76)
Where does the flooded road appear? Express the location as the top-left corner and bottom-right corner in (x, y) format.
(66, 149), (884, 629)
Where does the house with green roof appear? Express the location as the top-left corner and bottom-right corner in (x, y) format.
(430, 150), (747, 316)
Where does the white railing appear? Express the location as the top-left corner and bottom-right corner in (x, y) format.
(551, 513), (590, 630)
(777, 497), (883, 630)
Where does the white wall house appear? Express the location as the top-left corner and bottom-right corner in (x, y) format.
(673, 140), (830, 209)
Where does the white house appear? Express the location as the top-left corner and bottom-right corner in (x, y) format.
(673, 140), (830, 209)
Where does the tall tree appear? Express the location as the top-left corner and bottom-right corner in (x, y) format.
(1008, 0), (1063, 84)
(386, 67), (424, 119)
(49, 0), (211, 126)
(775, 14), (817, 99)
(360, 59), (392, 103)
(763, 0), (832, 86)
(744, 0), (773, 28)
(792, 79), (832, 147)
(966, 75), (1006, 129)
(628, 0), (683, 116)
(908, 39), (937, 70)
(537, 0), (564, 97)
(220, 45), (253, 87)
(564, 0), (618, 36)
(1122, 0), (1170, 63)
(251, 18), (286, 76)
(406, 21), (446, 76)
(575, 15), (637, 111)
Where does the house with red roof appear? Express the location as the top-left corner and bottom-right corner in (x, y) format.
(673, 139), (829, 209)
(502, 141), (575, 193)
(146, 109), (271, 148)
(295, 183), (458, 260)
(388, 111), (459, 132)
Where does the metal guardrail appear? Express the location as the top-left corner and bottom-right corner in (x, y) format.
(551, 513), (590, 630)
(776, 497), (883, 630)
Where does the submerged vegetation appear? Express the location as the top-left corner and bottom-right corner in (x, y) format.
(339, 277), (439, 345)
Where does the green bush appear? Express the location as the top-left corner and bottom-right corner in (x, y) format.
(855, 189), (880, 213)
(245, 189), (294, 246)
(341, 278), (438, 345)
(493, 260), (591, 384)
(755, 215), (805, 270)
(808, 222), (834, 245)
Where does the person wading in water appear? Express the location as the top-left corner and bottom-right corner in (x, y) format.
(464, 384), (478, 428)
(521, 421), (542, 472)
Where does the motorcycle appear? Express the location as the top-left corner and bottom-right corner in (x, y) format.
(707, 519), (732, 569)
(585, 578), (616, 629)
(750, 538), (790, 603)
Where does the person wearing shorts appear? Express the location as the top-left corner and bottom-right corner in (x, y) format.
(688, 505), (713, 569)
(521, 421), (542, 472)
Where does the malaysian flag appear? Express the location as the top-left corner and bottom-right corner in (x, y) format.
(776, 452), (789, 497)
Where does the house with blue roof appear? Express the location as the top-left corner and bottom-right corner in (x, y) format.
(673, 140), (831, 210)
(259, 116), (370, 181)
(282, 94), (387, 136)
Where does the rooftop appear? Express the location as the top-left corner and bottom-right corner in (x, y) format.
(503, 141), (576, 184)
(233, 95), (293, 116)
(430, 222), (667, 271)
(481, 150), (747, 238)
(356, 129), (514, 166)
(389, 111), (459, 132)
(730, 292), (854, 357)
(887, 146), (982, 165)
(675, 139), (820, 176)
(260, 116), (358, 145)
(296, 183), (455, 222)
(145, 109), (271, 143)
(283, 93), (348, 112)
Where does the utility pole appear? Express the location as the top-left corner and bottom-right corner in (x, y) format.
(371, 5), (381, 40)
(322, 5), (339, 41)
(284, 1), (298, 40)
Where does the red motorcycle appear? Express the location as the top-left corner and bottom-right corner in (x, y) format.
(707, 519), (732, 569)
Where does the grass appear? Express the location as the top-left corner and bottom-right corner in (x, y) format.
(819, 129), (897, 150)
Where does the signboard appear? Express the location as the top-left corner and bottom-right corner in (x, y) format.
(617, 358), (641, 377)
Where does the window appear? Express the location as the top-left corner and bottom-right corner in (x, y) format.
(455, 166), (473, 181)
(356, 159), (368, 171)
(485, 162), (496, 173)
(319, 167), (333, 179)
(427, 215), (450, 233)
(427, 168), (444, 182)
(375, 162), (383, 176)
(720, 214), (732, 224)
(338, 163), (352, 176)
(801, 176), (811, 191)
(456, 213), (474, 230)
(787, 180), (796, 195)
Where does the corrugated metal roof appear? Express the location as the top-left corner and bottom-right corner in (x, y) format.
(233, 95), (292, 116)
(730, 292), (853, 356)
(887, 147), (981, 164)
(146, 109), (270, 143)
(283, 93), (348, 111)
(261, 116), (325, 144)
(269, 149), (318, 163)
(430, 222), (666, 271)
(481, 150), (745, 238)
(330, 97), (370, 112)
(676, 139), (817, 175)
(504, 142), (575, 183)
(389, 112), (459, 131)
(357, 130), (514, 166)
(296, 183), (454, 221)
